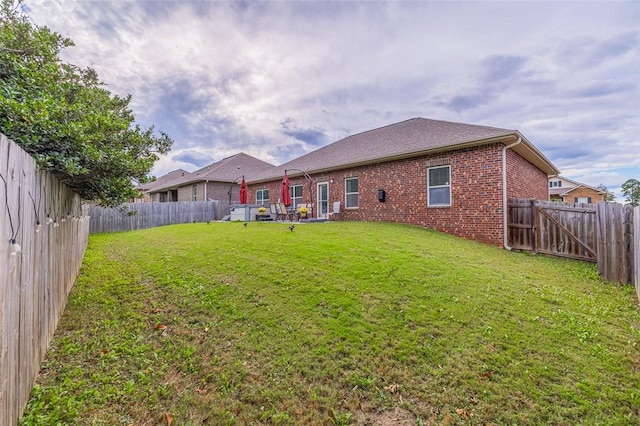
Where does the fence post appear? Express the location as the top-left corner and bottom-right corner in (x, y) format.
(596, 202), (609, 280)
(530, 199), (537, 255)
(634, 206), (639, 304)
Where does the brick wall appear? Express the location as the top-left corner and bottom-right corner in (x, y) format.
(505, 149), (549, 200)
(247, 142), (550, 247)
(178, 184), (196, 202)
(561, 187), (604, 203)
(206, 182), (233, 203)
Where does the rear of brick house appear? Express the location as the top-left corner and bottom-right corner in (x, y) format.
(245, 118), (558, 247)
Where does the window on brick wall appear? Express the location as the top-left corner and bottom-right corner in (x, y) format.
(427, 165), (451, 206)
(256, 189), (269, 204)
(575, 196), (591, 204)
(290, 185), (303, 207)
(345, 177), (359, 208)
(192, 185), (197, 201)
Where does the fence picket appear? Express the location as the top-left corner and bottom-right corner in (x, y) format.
(634, 206), (640, 302)
(88, 201), (223, 234)
(1, 135), (89, 426)
(509, 199), (635, 289)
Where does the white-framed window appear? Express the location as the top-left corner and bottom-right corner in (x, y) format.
(192, 185), (197, 201)
(550, 180), (562, 188)
(290, 185), (303, 207)
(575, 196), (591, 204)
(256, 189), (269, 204)
(345, 177), (359, 208)
(428, 165), (451, 207)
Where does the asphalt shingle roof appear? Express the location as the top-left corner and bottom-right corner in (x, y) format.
(148, 153), (274, 193)
(138, 169), (189, 191)
(250, 117), (558, 182)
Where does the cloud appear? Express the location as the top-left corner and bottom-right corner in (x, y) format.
(171, 150), (214, 168)
(481, 55), (528, 83)
(23, 0), (640, 187)
(280, 118), (328, 147)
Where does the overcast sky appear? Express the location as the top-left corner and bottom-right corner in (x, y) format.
(23, 0), (639, 199)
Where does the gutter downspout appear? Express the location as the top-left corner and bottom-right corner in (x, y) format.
(204, 180), (209, 201)
(502, 137), (522, 250)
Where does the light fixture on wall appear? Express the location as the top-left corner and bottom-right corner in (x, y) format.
(1, 172), (22, 254)
(10, 239), (21, 255)
(29, 190), (42, 232)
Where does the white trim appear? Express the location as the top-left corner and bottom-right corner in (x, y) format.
(427, 165), (451, 207)
(503, 137), (522, 250)
(345, 177), (359, 209)
(256, 188), (269, 204)
(317, 182), (329, 219)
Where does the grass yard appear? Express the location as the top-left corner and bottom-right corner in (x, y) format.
(20, 221), (640, 425)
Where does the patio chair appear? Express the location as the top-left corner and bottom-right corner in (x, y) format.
(277, 203), (293, 221)
(328, 201), (341, 220)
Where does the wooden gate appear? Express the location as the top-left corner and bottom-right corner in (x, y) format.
(508, 199), (597, 262)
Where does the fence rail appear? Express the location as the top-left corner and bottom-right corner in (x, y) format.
(89, 201), (223, 234)
(1, 134), (89, 426)
(508, 199), (597, 262)
(508, 199), (636, 289)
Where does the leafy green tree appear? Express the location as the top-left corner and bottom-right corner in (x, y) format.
(0, 0), (172, 206)
(621, 179), (640, 207)
(596, 184), (616, 202)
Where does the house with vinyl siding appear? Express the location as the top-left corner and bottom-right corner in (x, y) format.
(548, 176), (606, 204)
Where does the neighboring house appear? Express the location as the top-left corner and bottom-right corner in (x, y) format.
(134, 169), (190, 202)
(146, 153), (274, 207)
(247, 117), (559, 247)
(548, 176), (606, 204)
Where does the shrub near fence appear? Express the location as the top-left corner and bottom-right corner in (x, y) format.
(89, 200), (223, 234)
(1, 134), (90, 426)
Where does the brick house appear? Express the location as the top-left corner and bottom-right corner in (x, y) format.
(548, 176), (606, 204)
(247, 118), (558, 247)
(146, 153), (273, 208)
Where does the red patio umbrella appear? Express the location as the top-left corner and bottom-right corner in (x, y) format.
(239, 176), (247, 204)
(281, 172), (292, 207)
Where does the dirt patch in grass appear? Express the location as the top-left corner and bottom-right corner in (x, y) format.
(354, 408), (417, 425)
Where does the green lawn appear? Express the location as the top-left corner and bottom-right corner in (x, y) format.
(21, 221), (640, 425)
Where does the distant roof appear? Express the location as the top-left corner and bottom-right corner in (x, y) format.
(149, 153), (274, 193)
(549, 175), (605, 196)
(138, 169), (189, 192)
(250, 117), (558, 182)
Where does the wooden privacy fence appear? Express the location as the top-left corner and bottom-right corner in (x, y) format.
(89, 200), (223, 234)
(508, 199), (597, 262)
(1, 134), (90, 426)
(635, 206), (640, 302)
(508, 199), (637, 288)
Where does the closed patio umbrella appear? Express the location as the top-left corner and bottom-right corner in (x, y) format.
(239, 176), (247, 204)
(281, 172), (292, 207)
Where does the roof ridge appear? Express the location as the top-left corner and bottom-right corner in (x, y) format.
(336, 117), (514, 143)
